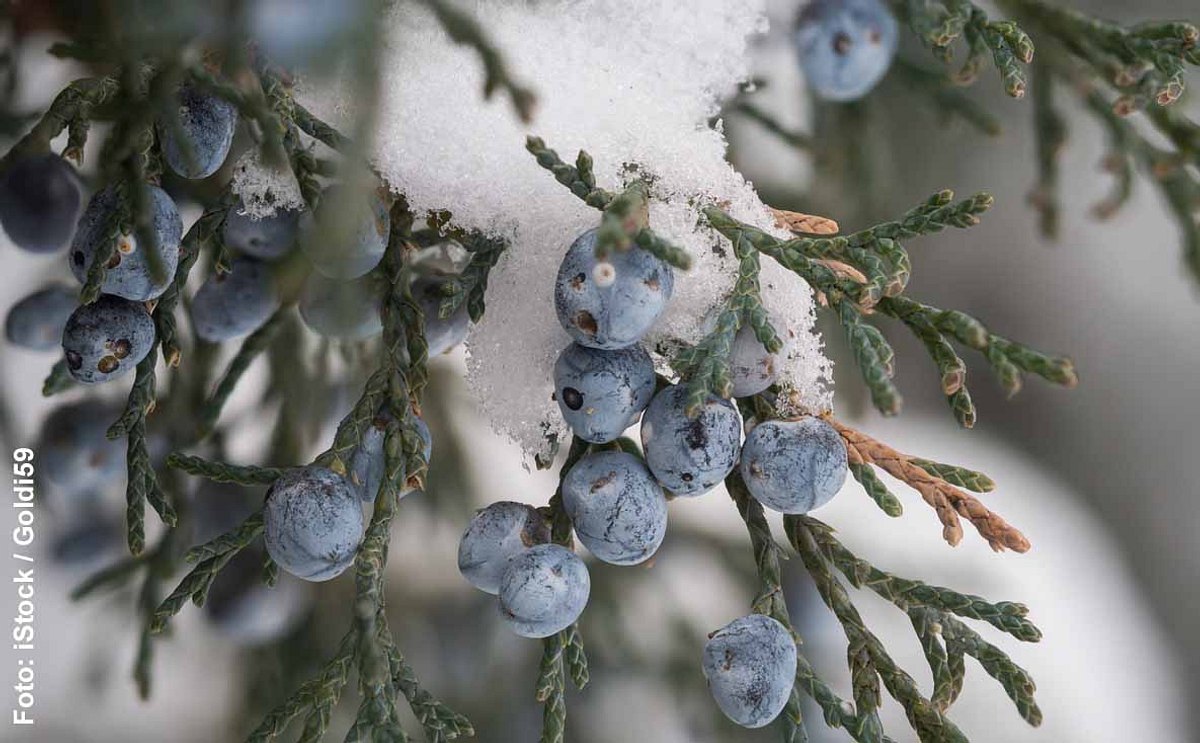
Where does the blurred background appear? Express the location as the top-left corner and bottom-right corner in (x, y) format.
(1, 0), (1197, 741)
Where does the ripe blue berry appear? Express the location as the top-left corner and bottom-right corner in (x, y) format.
(303, 186), (390, 279)
(554, 228), (673, 349)
(641, 385), (742, 496)
(0, 152), (84, 253)
(70, 184), (183, 301)
(299, 273), (383, 340)
(263, 466), (364, 582)
(223, 201), (302, 261)
(458, 501), (550, 594)
(191, 257), (280, 342)
(729, 319), (789, 398)
(159, 84), (238, 179)
(702, 613), (797, 728)
(498, 543), (590, 638)
(553, 343), (655, 444)
(38, 400), (125, 499)
(62, 295), (156, 384)
(795, 0), (899, 102)
(205, 547), (308, 646)
(5, 284), (77, 351)
(561, 451), (667, 565)
(740, 417), (848, 514)
(413, 278), (470, 356)
(350, 413), (432, 502)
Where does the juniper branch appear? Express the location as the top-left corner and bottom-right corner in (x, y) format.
(41, 359), (75, 397)
(197, 308), (288, 437)
(805, 519), (1041, 641)
(537, 632), (568, 743)
(166, 451), (287, 484)
(247, 630), (358, 742)
(941, 615), (1042, 725)
(525, 136), (612, 208)
(156, 206), (223, 366)
(676, 227), (778, 411)
(422, 0), (536, 122)
(726, 471), (809, 742)
(787, 516), (969, 743)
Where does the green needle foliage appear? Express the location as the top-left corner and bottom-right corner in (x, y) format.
(700, 191), (1076, 424)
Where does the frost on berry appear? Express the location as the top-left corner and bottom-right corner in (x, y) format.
(297, 0), (831, 459)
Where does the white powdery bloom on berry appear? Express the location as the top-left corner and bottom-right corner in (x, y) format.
(229, 149), (305, 219)
(298, 0), (832, 458)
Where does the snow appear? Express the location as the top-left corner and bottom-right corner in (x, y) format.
(297, 0), (832, 458)
(229, 148), (305, 219)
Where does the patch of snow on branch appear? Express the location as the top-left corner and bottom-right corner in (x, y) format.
(300, 0), (832, 458)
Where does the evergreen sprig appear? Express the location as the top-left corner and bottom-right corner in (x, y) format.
(421, 0), (537, 123)
(726, 471), (811, 742)
(110, 341), (174, 555)
(197, 308), (289, 437)
(806, 519), (1041, 642)
(704, 191), (1074, 423)
(528, 436), (591, 742)
(787, 515), (970, 742)
(526, 139), (692, 270)
(675, 227), (780, 413)
(441, 231), (509, 322)
(894, 1), (1034, 97)
(156, 205), (225, 366)
(166, 451), (287, 484)
(41, 359), (75, 397)
(248, 630), (358, 743)
(536, 632), (569, 743)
